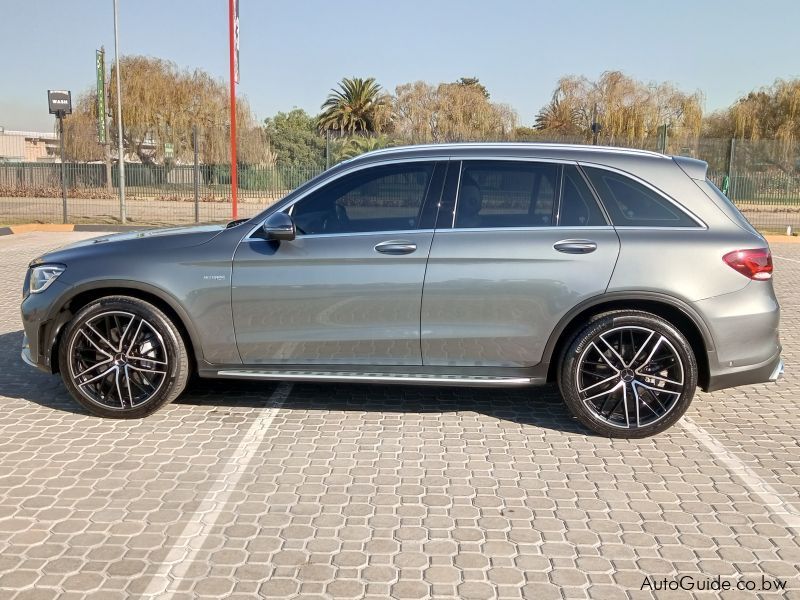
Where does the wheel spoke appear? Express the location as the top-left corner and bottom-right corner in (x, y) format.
(627, 330), (655, 370)
(75, 357), (112, 378)
(126, 361), (166, 374)
(589, 342), (620, 373)
(114, 368), (125, 409)
(85, 323), (118, 353)
(578, 373), (619, 394)
(632, 380), (681, 397)
(583, 380), (624, 403)
(126, 355), (168, 367)
(621, 381), (630, 428)
(77, 365), (116, 387)
(636, 335), (665, 372)
(598, 335), (626, 369)
(118, 316), (137, 352)
(78, 329), (113, 358)
(636, 372), (683, 387)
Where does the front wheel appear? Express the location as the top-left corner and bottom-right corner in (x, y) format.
(59, 296), (190, 418)
(559, 311), (698, 438)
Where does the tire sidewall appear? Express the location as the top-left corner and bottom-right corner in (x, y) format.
(559, 312), (698, 438)
(59, 297), (186, 418)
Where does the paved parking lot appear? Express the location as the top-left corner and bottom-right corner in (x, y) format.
(1, 232), (799, 600)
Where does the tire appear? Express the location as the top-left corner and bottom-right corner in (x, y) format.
(558, 310), (697, 438)
(58, 295), (190, 418)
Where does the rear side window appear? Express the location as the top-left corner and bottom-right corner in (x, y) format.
(455, 161), (558, 228)
(559, 166), (607, 227)
(583, 166), (698, 227)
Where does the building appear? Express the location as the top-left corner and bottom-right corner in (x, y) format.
(0, 129), (60, 162)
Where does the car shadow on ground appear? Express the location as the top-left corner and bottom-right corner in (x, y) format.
(0, 329), (589, 435)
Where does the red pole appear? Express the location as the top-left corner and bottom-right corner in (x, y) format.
(228, 0), (238, 219)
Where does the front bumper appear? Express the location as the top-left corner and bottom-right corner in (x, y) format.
(20, 333), (38, 369)
(20, 279), (71, 373)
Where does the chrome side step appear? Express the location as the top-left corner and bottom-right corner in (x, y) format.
(214, 369), (537, 387)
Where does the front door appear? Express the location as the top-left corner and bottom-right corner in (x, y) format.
(421, 160), (621, 367)
(232, 160), (445, 366)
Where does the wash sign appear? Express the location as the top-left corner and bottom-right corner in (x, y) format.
(47, 90), (72, 115)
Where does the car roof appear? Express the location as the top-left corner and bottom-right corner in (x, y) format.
(345, 142), (673, 167)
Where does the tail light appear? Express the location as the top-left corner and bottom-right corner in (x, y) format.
(722, 248), (773, 280)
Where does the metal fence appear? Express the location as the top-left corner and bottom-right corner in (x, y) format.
(0, 163), (323, 226)
(2, 137), (800, 232)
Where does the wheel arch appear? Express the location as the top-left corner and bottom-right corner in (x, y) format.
(47, 280), (201, 374)
(544, 292), (713, 391)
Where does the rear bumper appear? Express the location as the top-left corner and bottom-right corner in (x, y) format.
(706, 349), (784, 392)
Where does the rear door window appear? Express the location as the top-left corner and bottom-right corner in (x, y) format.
(454, 160), (558, 228)
(583, 166), (698, 227)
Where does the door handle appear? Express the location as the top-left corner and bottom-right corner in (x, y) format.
(553, 239), (598, 254)
(374, 240), (417, 255)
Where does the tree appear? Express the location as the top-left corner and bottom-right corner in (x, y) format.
(702, 79), (800, 172)
(535, 71), (703, 145)
(96, 55), (272, 168)
(726, 80), (800, 143)
(264, 109), (325, 168)
(334, 135), (394, 162)
(393, 78), (517, 143)
(318, 77), (392, 135)
(62, 92), (106, 161)
(455, 77), (490, 100)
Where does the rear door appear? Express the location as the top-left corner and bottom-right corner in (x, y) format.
(421, 159), (621, 367)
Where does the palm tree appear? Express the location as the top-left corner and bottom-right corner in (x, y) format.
(534, 95), (582, 135)
(318, 77), (391, 134)
(336, 135), (393, 161)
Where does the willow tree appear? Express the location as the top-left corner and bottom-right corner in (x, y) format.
(104, 55), (272, 168)
(704, 79), (800, 172)
(62, 92), (106, 161)
(535, 71), (703, 146)
(393, 78), (517, 143)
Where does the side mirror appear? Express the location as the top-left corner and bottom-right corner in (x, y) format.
(261, 212), (296, 241)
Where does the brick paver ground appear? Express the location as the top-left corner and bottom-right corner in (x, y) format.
(0, 232), (799, 599)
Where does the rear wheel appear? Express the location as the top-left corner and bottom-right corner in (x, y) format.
(559, 311), (697, 438)
(59, 296), (190, 418)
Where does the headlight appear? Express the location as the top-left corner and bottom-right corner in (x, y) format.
(29, 265), (65, 294)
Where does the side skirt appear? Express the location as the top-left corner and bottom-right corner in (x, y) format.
(200, 367), (547, 388)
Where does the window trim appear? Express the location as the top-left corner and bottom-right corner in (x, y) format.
(449, 157), (573, 231)
(245, 157), (449, 240)
(578, 162), (707, 230)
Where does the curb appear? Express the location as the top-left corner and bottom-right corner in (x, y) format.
(0, 224), (149, 236)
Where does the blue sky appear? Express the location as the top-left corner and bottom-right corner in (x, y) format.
(2, 0), (799, 132)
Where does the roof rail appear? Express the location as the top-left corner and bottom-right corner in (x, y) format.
(361, 142), (668, 159)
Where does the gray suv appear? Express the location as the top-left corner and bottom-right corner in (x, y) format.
(20, 144), (783, 437)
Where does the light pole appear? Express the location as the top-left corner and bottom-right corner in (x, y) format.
(113, 0), (127, 224)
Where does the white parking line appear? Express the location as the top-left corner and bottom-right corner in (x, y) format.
(682, 417), (800, 534)
(141, 382), (293, 598)
(773, 254), (800, 263)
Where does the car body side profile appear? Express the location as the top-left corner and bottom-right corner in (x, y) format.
(21, 143), (783, 437)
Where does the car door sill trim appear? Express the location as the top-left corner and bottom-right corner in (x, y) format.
(213, 369), (537, 387)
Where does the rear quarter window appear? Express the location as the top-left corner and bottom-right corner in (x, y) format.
(583, 166), (699, 227)
(698, 179), (759, 235)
